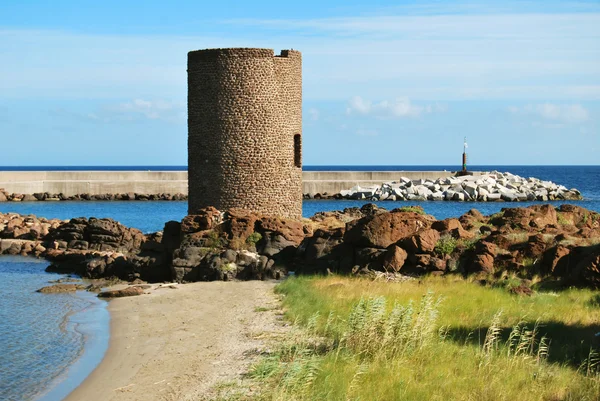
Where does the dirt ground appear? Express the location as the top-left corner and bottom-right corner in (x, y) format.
(64, 281), (284, 401)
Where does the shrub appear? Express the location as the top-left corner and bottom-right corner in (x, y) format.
(489, 211), (505, 225)
(246, 232), (263, 246)
(435, 234), (458, 256)
(205, 230), (225, 249)
(557, 213), (569, 225)
(458, 236), (479, 251)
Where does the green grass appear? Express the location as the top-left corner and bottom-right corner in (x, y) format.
(396, 206), (426, 215)
(557, 213), (570, 226)
(457, 235), (480, 251)
(246, 232), (263, 246)
(243, 275), (600, 401)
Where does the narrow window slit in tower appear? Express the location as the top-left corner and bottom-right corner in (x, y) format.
(294, 134), (301, 167)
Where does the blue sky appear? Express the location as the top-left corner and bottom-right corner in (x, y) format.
(0, 0), (598, 166)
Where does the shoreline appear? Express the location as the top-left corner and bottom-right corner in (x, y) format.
(37, 291), (110, 401)
(63, 281), (283, 401)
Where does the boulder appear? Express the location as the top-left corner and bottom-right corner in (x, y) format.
(579, 247), (600, 288)
(476, 241), (497, 257)
(459, 209), (485, 229)
(354, 248), (385, 270)
(224, 208), (259, 241)
(542, 245), (571, 275)
(432, 218), (462, 233)
(471, 253), (495, 274)
(344, 210), (434, 249)
(401, 229), (440, 253)
(98, 286), (145, 298)
(382, 245), (408, 272)
(299, 228), (353, 274)
(257, 231), (298, 258)
(181, 207), (222, 233)
(529, 205), (558, 228)
(256, 216), (306, 245)
(37, 284), (86, 293)
(522, 234), (549, 258)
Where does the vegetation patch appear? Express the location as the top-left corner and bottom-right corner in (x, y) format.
(557, 213), (570, 226)
(237, 275), (600, 400)
(435, 234), (458, 256)
(206, 230), (226, 249)
(489, 211), (505, 225)
(458, 235), (480, 251)
(396, 206), (426, 215)
(246, 232), (263, 246)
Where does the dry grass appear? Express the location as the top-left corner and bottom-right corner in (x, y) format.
(233, 275), (600, 401)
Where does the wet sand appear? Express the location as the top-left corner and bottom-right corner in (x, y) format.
(64, 281), (281, 401)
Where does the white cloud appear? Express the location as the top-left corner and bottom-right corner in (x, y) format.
(356, 128), (378, 137)
(307, 107), (320, 121)
(1, 7), (599, 102)
(346, 96), (443, 119)
(109, 99), (185, 121)
(509, 103), (590, 124)
(52, 99), (185, 123)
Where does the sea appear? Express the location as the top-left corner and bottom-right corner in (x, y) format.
(0, 165), (598, 400)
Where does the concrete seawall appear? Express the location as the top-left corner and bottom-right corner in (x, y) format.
(0, 170), (482, 197)
(0, 171), (188, 196)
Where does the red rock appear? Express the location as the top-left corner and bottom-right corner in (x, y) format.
(542, 245), (571, 275)
(98, 286), (145, 298)
(499, 207), (532, 229)
(472, 253), (495, 274)
(578, 247), (600, 288)
(257, 216), (306, 244)
(382, 245), (408, 272)
(523, 234), (549, 258)
(402, 229), (440, 253)
(431, 218), (472, 239)
(431, 218), (462, 232)
(459, 209), (485, 230)
(430, 257), (447, 271)
(449, 227), (474, 240)
(529, 204), (557, 228)
(344, 210), (434, 249)
(224, 208), (259, 241)
(37, 284), (85, 293)
(476, 241), (497, 257)
(181, 207), (222, 233)
(415, 254), (431, 267)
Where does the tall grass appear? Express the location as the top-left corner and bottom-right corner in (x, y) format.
(240, 276), (600, 401)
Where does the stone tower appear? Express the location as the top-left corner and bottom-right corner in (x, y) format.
(187, 48), (302, 219)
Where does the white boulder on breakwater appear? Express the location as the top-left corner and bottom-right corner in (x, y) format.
(337, 171), (582, 202)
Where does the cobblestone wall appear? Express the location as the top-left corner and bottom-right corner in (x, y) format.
(187, 48), (302, 219)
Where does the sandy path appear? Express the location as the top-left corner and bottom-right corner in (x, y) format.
(64, 281), (282, 401)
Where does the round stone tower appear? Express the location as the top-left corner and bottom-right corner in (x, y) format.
(187, 48), (302, 219)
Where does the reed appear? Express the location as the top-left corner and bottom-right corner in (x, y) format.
(230, 275), (600, 401)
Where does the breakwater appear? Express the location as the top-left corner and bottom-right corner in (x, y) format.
(332, 171), (582, 202)
(0, 170), (582, 202)
(0, 170), (479, 199)
(0, 171), (188, 197)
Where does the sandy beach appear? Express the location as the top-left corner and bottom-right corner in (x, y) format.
(64, 281), (283, 401)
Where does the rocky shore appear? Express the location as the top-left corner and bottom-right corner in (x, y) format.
(0, 189), (187, 202)
(1, 202), (599, 290)
(304, 171), (582, 202)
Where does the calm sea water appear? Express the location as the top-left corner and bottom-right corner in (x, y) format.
(0, 166), (598, 233)
(0, 257), (108, 401)
(0, 165), (598, 400)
